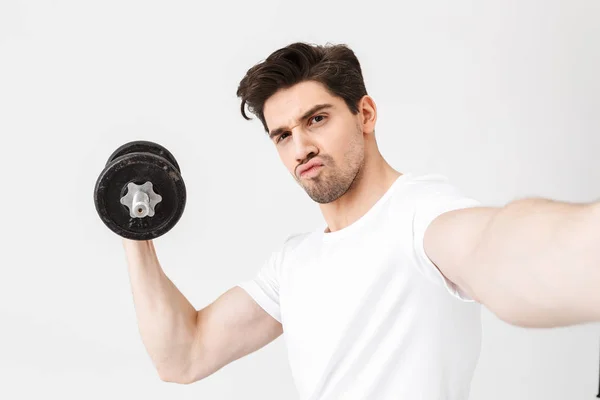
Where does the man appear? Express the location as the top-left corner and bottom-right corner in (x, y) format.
(122, 42), (600, 399)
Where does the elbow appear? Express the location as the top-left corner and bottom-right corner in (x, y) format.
(157, 364), (205, 385)
(157, 370), (198, 385)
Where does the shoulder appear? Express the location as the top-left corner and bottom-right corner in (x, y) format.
(284, 231), (311, 247)
(280, 231), (313, 257)
(259, 231), (314, 277)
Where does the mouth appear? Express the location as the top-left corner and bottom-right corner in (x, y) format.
(300, 165), (323, 178)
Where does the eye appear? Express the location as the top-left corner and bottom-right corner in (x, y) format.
(310, 115), (326, 125)
(276, 132), (291, 143)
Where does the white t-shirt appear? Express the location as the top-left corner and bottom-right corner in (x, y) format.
(237, 172), (483, 400)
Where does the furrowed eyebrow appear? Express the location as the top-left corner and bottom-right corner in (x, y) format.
(268, 103), (333, 140)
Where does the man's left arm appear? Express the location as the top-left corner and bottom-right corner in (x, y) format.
(424, 197), (600, 328)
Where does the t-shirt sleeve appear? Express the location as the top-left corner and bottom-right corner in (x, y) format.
(411, 176), (483, 302)
(237, 248), (283, 323)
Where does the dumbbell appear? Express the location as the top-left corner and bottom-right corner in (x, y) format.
(94, 141), (186, 240)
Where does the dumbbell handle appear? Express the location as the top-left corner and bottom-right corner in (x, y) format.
(132, 190), (150, 218)
(120, 181), (162, 218)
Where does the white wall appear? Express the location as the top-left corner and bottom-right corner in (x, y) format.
(1, 0), (599, 399)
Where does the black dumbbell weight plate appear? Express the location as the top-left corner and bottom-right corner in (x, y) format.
(105, 141), (181, 173)
(94, 152), (186, 240)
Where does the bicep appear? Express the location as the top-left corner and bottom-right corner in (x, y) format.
(190, 286), (283, 381)
(423, 205), (499, 299)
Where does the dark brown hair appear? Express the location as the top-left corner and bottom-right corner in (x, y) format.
(236, 42), (368, 133)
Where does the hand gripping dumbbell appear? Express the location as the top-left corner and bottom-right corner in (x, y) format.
(94, 141), (186, 240)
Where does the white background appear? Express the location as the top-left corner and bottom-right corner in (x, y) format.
(1, 0), (599, 399)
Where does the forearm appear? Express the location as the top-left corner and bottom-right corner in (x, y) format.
(465, 198), (600, 327)
(123, 239), (199, 380)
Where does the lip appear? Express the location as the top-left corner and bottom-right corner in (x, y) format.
(298, 160), (324, 177)
(300, 165), (322, 177)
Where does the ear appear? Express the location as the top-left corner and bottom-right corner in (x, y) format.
(358, 95), (377, 134)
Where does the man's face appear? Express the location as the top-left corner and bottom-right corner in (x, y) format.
(263, 81), (366, 204)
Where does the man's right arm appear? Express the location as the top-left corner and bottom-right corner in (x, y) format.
(122, 239), (282, 384)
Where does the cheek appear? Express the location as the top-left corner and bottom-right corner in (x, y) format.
(332, 129), (359, 156)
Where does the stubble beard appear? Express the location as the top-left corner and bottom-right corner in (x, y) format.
(298, 127), (364, 204)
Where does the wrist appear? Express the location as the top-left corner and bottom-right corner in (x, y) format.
(122, 239), (157, 264)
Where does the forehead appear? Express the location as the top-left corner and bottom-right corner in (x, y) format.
(263, 81), (340, 129)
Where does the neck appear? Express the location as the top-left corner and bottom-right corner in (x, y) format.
(321, 156), (402, 233)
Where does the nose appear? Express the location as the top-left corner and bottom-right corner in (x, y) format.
(293, 129), (318, 164)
